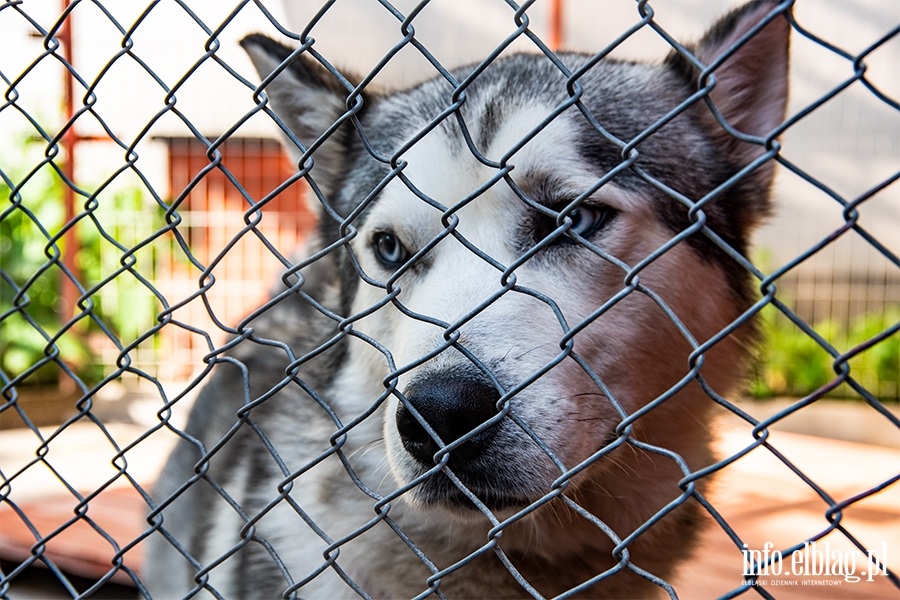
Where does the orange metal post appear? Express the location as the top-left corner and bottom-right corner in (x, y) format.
(549, 0), (564, 51)
(58, 1), (81, 323)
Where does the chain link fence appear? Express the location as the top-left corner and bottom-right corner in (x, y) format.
(1, 0), (898, 598)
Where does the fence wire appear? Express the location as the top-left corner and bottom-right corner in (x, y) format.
(1, 0), (898, 598)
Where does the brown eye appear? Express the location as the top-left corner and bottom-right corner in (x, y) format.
(373, 232), (409, 268)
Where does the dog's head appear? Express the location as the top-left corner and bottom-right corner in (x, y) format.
(242, 1), (789, 515)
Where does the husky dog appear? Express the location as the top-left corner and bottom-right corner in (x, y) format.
(145, 1), (789, 597)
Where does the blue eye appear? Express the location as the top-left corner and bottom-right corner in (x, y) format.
(566, 205), (613, 238)
(373, 232), (410, 268)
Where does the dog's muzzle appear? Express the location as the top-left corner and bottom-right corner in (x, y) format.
(396, 377), (501, 467)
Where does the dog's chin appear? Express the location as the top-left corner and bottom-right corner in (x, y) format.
(401, 469), (539, 519)
(386, 434), (555, 518)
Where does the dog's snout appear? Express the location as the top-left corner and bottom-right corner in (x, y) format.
(397, 378), (501, 466)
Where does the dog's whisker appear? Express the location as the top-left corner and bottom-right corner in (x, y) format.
(512, 343), (554, 361)
(568, 391), (609, 399)
(345, 437), (385, 462)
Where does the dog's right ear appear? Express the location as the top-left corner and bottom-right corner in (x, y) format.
(240, 34), (364, 198)
(665, 0), (790, 240)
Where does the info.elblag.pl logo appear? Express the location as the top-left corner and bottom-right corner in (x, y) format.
(743, 541), (889, 583)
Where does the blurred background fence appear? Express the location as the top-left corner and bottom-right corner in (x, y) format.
(0, 0), (898, 598)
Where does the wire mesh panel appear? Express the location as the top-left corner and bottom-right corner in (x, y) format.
(0, 0), (898, 599)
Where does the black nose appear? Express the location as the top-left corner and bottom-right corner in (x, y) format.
(396, 377), (501, 467)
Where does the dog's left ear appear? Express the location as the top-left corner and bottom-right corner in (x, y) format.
(668, 1), (790, 154)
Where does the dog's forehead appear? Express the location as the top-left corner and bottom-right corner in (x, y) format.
(360, 95), (589, 248)
(355, 54), (686, 212)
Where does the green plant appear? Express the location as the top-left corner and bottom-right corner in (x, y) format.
(76, 186), (163, 349)
(1, 142), (162, 386)
(751, 304), (900, 402)
(0, 159), (82, 385)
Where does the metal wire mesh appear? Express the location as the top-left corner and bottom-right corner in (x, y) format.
(0, 0), (898, 598)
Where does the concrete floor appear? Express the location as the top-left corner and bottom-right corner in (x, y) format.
(2, 400), (897, 598)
